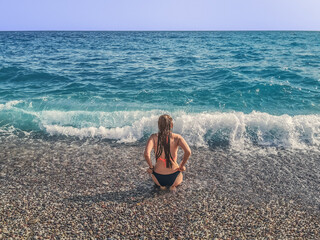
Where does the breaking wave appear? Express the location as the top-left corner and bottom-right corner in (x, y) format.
(1, 100), (320, 150)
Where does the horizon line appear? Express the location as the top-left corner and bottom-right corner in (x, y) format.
(0, 29), (319, 32)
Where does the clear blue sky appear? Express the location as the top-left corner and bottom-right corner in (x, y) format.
(1, 0), (319, 31)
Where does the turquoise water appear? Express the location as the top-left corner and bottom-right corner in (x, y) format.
(1, 31), (320, 148)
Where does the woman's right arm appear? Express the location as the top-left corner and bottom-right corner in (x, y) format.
(178, 135), (191, 170)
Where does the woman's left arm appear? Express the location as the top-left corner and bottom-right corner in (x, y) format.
(144, 134), (154, 169)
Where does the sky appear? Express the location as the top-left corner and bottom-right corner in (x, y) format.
(0, 0), (320, 31)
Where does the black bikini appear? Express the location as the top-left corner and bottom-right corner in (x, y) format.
(152, 170), (181, 187)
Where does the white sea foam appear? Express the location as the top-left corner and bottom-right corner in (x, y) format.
(0, 100), (23, 110)
(43, 112), (160, 143)
(39, 110), (320, 150)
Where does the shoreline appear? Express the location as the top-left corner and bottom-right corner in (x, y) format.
(1, 137), (319, 238)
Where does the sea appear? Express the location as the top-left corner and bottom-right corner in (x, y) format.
(1, 31), (320, 209)
(1, 31), (320, 150)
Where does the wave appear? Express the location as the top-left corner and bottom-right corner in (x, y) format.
(1, 101), (320, 150)
(0, 100), (24, 109)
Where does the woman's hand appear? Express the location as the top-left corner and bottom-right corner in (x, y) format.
(178, 166), (186, 172)
(147, 167), (153, 174)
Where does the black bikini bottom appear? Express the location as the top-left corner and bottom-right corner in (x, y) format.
(152, 171), (181, 187)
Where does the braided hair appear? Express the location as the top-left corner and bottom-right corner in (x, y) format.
(156, 114), (174, 168)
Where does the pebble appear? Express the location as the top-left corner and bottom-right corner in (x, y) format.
(1, 137), (319, 239)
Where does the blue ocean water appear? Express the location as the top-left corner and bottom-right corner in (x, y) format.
(1, 31), (320, 149)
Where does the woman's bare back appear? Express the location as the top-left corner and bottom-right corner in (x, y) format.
(152, 133), (181, 174)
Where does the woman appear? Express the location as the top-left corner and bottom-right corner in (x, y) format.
(144, 114), (191, 191)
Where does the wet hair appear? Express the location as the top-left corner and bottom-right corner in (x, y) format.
(156, 114), (174, 168)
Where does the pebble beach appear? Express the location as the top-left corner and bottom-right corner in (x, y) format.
(1, 136), (319, 239)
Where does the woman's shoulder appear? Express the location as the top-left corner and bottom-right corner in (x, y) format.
(150, 133), (158, 139)
(171, 133), (182, 140)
